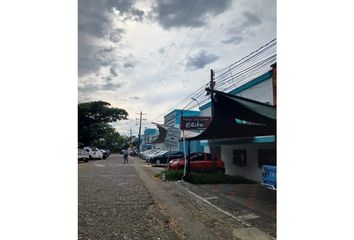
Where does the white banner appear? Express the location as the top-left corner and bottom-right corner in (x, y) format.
(164, 127), (181, 147)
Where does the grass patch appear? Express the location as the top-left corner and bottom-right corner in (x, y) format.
(158, 169), (255, 184)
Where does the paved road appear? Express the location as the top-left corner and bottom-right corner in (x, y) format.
(78, 154), (179, 240)
(79, 154), (275, 240)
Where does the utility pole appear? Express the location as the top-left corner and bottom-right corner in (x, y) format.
(136, 111), (147, 153)
(210, 69), (216, 173)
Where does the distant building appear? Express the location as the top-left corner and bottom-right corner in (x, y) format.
(141, 128), (158, 151)
(163, 109), (204, 152)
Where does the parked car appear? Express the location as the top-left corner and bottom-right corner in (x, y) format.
(100, 149), (110, 159)
(139, 149), (154, 159)
(130, 149), (138, 157)
(168, 152), (225, 174)
(146, 150), (168, 162)
(149, 151), (184, 164)
(142, 149), (163, 161)
(78, 148), (89, 162)
(83, 146), (103, 160)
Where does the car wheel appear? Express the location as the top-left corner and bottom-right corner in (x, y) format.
(84, 158), (89, 162)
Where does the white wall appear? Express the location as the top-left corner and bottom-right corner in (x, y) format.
(221, 143), (275, 182)
(235, 78), (273, 105)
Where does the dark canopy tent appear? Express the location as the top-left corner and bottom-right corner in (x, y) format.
(151, 123), (168, 144)
(150, 123), (200, 144)
(189, 90), (276, 140)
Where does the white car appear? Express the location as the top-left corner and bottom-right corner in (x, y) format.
(78, 149), (89, 162)
(146, 150), (168, 162)
(83, 147), (103, 160)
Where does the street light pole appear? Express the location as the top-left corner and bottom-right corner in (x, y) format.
(191, 97), (201, 110)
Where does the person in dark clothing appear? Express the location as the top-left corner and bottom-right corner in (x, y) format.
(123, 150), (128, 163)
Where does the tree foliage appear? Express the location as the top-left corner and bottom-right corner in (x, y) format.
(78, 101), (129, 151)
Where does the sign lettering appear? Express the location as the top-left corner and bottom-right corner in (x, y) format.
(180, 116), (211, 130)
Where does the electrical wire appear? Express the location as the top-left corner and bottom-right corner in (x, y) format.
(214, 39), (276, 76)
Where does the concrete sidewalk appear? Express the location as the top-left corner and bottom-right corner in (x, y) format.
(137, 156), (276, 238)
(175, 181), (276, 238)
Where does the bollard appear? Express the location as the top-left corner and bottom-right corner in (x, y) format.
(162, 173), (166, 181)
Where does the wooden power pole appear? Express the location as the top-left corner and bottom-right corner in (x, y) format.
(210, 69), (216, 173)
(136, 111), (146, 153)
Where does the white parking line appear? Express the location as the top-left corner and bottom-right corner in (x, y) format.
(238, 213), (260, 220)
(118, 183), (128, 186)
(93, 164), (106, 167)
(175, 182), (252, 227)
(204, 196), (219, 200)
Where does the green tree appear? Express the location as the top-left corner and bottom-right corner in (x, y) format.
(78, 101), (128, 149)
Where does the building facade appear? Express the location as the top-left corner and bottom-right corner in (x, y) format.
(198, 66), (276, 182)
(164, 109), (204, 153)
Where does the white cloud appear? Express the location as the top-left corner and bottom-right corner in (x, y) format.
(78, 0), (276, 134)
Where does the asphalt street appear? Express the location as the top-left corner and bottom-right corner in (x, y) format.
(79, 154), (275, 240)
(78, 154), (179, 240)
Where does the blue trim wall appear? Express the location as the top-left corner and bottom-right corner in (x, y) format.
(175, 109), (200, 124)
(200, 71), (272, 111)
(214, 135), (275, 145)
(178, 139), (204, 153)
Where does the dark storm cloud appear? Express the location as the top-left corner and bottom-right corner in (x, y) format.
(222, 11), (262, 45)
(78, 0), (145, 77)
(150, 0), (232, 29)
(79, 82), (122, 93)
(100, 82), (122, 91)
(222, 36), (242, 45)
(186, 50), (219, 70)
(110, 67), (118, 76)
(78, 38), (117, 76)
(109, 28), (125, 43)
(123, 62), (135, 68)
(130, 8), (145, 22)
(242, 11), (262, 27)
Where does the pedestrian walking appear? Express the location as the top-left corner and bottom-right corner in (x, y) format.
(123, 149), (129, 164)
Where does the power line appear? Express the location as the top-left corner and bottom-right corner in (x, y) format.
(216, 54), (276, 87)
(150, 80), (210, 123)
(214, 39), (276, 76)
(140, 0), (210, 110)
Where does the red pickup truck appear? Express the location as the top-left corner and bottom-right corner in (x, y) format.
(168, 152), (225, 174)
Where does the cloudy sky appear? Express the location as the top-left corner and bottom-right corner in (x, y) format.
(78, 0), (276, 136)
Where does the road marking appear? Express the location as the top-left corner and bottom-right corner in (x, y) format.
(238, 213), (260, 220)
(118, 183), (128, 186)
(204, 196), (219, 200)
(93, 164), (106, 167)
(175, 182), (252, 227)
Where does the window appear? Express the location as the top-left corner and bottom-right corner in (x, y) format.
(258, 149), (276, 167)
(233, 150), (247, 166)
(190, 153), (204, 161)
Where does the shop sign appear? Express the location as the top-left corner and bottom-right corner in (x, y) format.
(180, 116), (211, 130)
